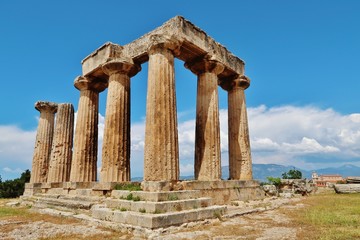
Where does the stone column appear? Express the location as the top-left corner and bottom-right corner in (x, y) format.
(185, 59), (224, 181)
(227, 76), (253, 180)
(30, 101), (58, 183)
(100, 59), (140, 182)
(47, 103), (74, 183)
(69, 76), (107, 182)
(144, 41), (180, 181)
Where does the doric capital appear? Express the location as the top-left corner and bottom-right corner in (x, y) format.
(221, 75), (250, 91)
(35, 101), (58, 113)
(101, 59), (141, 78)
(147, 34), (181, 56)
(74, 76), (108, 93)
(185, 58), (225, 76)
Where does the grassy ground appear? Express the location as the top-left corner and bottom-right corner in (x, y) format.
(283, 193), (360, 240)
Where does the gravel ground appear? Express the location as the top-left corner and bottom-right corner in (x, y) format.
(0, 197), (304, 240)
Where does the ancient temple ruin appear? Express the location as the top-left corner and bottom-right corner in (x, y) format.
(23, 16), (264, 229)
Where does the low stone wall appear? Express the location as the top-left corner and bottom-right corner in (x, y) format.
(141, 180), (264, 204)
(334, 184), (360, 193)
(24, 180), (264, 205)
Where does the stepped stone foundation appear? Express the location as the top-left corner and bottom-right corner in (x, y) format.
(24, 16), (264, 229)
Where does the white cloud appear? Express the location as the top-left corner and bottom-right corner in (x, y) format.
(245, 105), (360, 168)
(3, 167), (23, 173)
(180, 163), (194, 176)
(0, 125), (36, 180)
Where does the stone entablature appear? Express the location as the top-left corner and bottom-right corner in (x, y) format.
(81, 16), (244, 83)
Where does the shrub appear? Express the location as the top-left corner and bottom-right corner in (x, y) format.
(282, 169), (302, 179)
(113, 183), (142, 191)
(0, 170), (31, 198)
(266, 176), (281, 187)
(167, 194), (179, 201)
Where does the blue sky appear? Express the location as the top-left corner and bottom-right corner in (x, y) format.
(1, 1), (360, 180)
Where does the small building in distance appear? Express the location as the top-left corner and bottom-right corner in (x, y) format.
(312, 172), (344, 187)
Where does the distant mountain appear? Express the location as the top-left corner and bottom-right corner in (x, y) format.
(221, 164), (360, 183)
(130, 164), (360, 182)
(221, 164), (310, 182)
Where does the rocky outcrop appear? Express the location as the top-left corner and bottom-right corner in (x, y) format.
(263, 179), (315, 197)
(280, 179), (315, 196)
(346, 177), (360, 184)
(262, 185), (278, 197)
(334, 184), (360, 193)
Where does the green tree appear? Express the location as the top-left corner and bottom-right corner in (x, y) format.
(282, 168), (302, 179)
(0, 169), (31, 198)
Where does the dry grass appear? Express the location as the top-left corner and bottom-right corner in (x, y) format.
(280, 193), (360, 240)
(0, 199), (130, 240)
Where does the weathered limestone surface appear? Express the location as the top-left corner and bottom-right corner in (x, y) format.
(30, 101), (58, 183)
(100, 59), (140, 182)
(226, 76), (253, 180)
(144, 41), (179, 181)
(70, 76), (107, 182)
(335, 184), (360, 193)
(47, 103), (74, 183)
(185, 58), (223, 180)
(81, 16), (244, 84)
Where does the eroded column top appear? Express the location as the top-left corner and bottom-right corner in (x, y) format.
(147, 35), (181, 56)
(101, 58), (141, 77)
(185, 57), (225, 76)
(220, 75), (251, 91)
(74, 76), (108, 93)
(35, 101), (58, 113)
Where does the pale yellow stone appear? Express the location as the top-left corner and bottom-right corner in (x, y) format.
(47, 103), (74, 183)
(69, 76), (107, 182)
(227, 76), (253, 180)
(82, 16), (245, 80)
(185, 58), (224, 181)
(30, 101), (58, 183)
(100, 60), (140, 182)
(144, 42), (179, 181)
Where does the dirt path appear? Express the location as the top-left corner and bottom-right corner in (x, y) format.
(0, 197), (305, 240)
(149, 198), (305, 240)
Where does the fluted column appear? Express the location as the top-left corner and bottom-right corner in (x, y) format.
(69, 76), (107, 182)
(100, 59), (140, 182)
(144, 42), (180, 181)
(47, 103), (74, 183)
(227, 76), (253, 180)
(30, 101), (58, 183)
(185, 59), (224, 181)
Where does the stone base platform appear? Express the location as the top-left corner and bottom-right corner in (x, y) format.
(22, 180), (264, 229)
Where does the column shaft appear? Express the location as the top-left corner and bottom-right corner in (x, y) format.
(228, 83), (252, 180)
(101, 73), (131, 182)
(195, 72), (221, 180)
(70, 88), (100, 182)
(47, 103), (74, 182)
(30, 102), (57, 183)
(144, 47), (179, 181)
